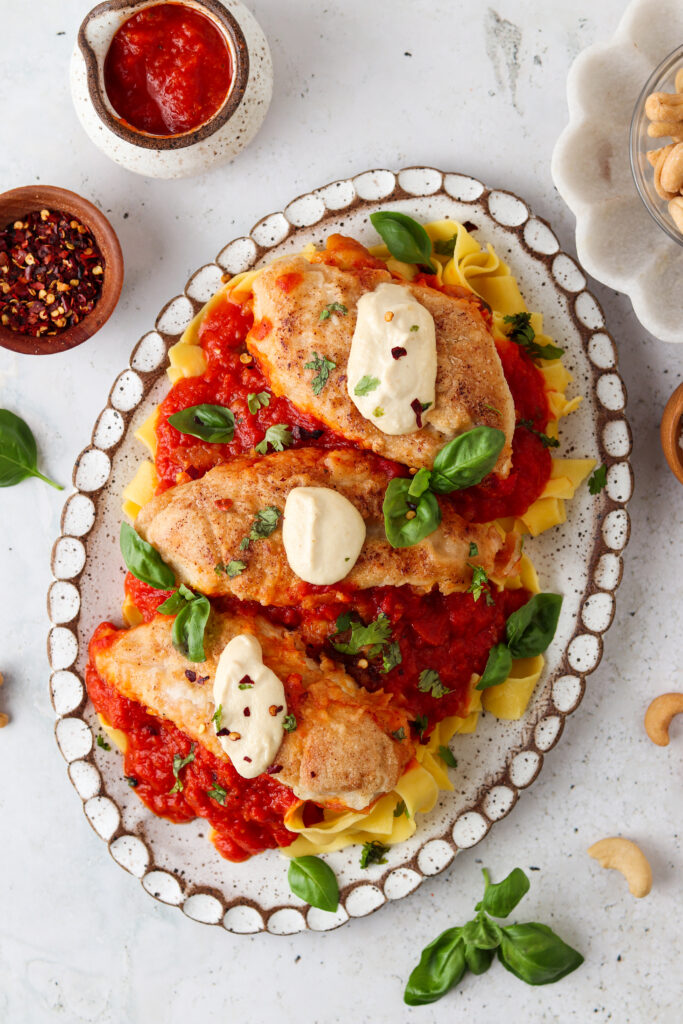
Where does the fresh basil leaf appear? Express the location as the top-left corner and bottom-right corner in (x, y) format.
(360, 840), (389, 868)
(392, 727), (406, 741)
(503, 313), (564, 362)
(254, 424), (292, 455)
(354, 375), (380, 396)
(497, 922), (583, 985)
(506, 593), (562, 659)
(408, 467), (432, 499)
(394, 799), (409, 818)
(411, 714), (429, 739)
(120, 522), (176, 590)
(588, 464), (607, 494)
(157, 590), (188, 615)
(476, 643), (512, 690)
(481, 867), (530, 918)
(242, 505), (282, 547)
(433, 233), (458, 257)
(383, 477), (441, 548)
(247, 391), (270, 414)
(370, 211), (436, 273)
(212, 704), (223, 730)
(0, 409), (63, 490)
(172, 595), (211, 663)
(469, 542), (479, 557)
(304, 351), (336, 395)
(467, 563), (492, 603)
(430, 427), (506, 494)
(167, 404), (236, 443)
(418, 668), (450, 698)
(288, 856), (339, 912)
(519, 419), (560, 449)
(404, 927), (467, 1006)
(207, 784), (227, 805)
(438, 745), (458, 768)
(169, 743), (196, 794)
(464, 943), (494, 975)
(462, 915), (503, 950)
(96, 734), (111, 751)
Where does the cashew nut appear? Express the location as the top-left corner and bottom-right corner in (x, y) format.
(647, 121), (683, 142)
(660, 142), (683, 193)
(644, 691), (683, 746)
(676, 67), (683, 95)
(669, 197), (683, 231)
(647, 144), (679, 199)
(588, 838), (652, 898)
(645, 91), (683, 123)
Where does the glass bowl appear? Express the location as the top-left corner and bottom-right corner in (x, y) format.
(630, 44), (683, 247)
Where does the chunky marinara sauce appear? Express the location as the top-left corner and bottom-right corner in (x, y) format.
(86, 271), (551, 860)
(103, 4), (233, 136)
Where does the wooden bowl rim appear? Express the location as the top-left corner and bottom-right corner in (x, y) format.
(660, 381), (683, 485)
(0, 185), (124, 356)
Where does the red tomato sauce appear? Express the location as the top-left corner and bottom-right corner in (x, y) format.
(104, 4), (233, 136)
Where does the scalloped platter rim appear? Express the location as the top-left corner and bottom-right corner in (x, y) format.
(47, 166), (632, 934)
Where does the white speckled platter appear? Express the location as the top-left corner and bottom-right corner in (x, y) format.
(551, 0), (683, 342)
(47, 167), (631, 934)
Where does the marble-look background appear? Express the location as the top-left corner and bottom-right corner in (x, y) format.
(1, 1), (681, 1021)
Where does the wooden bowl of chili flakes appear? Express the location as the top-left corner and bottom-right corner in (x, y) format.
(0, 185), (123, 355)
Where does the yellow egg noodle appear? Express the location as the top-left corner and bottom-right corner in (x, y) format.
(117, 220), (592, 855)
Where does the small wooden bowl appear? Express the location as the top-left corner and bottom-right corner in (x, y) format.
(0, 185), (123, 355)
(661, 382), (683, 485)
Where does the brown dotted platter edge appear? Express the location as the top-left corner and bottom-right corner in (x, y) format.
(47, 167), (632, 935)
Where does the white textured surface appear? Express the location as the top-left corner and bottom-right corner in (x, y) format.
(0, 1), (681, 1022)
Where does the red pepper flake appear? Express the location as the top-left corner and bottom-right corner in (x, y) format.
(266, 764), (283, 775)
(391, 346), (407, 359)
(244, 756), (252, 763)
(0, 209), (105, 338)
(216, 727), (230, 737)
(184, 669), (197, 682)
(243, 707), (251, 717)
(411, 398), (424, 428)
(238, 674), (254, 688)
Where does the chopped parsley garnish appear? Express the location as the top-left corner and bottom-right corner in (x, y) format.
(212, 704), (223, 730)
(410, 324), (420, 332)
(96, 734), (111, 751)
(503, 312), (564, 361)
(483, 403), (501, 417)
(125, 776), (139, 787)
(418, 668), (451, 699)
(411, 714), (429, 739)
(394, 799), (410, 818)
(241, 506), (282, 549)
(354, 375), (380, 396)
(588, 464), (607, 494)
(283, 713), (297, 732)
(331, 611), (392, 658)
(467, 563), (494, 605)
(215, 559), (246, 578)
(238, 681), (254, 690)
(381, 640), (402, 674)
(373, 406), (385, 417)
(304, 351), (336, 395)
(438, 745), (458, 769)
(254, 423), (292, 455)
(247, 391), (271, 414)
(469, 542), (479, 557)
(169, 743), (196, 794)
(319, 302), (348, 321)
(518, 419), (560, 449)
(433, 233), (458, 257)
(207, 784), (227, 805)
(360, 840), (389, 869)
(391, 727), (406, 742)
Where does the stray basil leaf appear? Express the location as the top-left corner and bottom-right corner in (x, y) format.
(212, 704), (223, 730)
(172, 595), (211, 663)
(431, 427), (506, 493)
(125, 776), (138, 787)
(282, 713), (297, 732)
(383, 477), (441, 548)
(370, 211), (436, 273)
(438, 745), (458, 769)
(588, 464), (607, 495)
(242, 506), (282, 547)
(394, 799), (409, 818)
(359, 840), (388, 868)
(167, 404), (236, 444)
(506, 593), (562, 659)
(0, 409), (63, 490)
(503, 313), (564, 361)
(411, 714), (429, 739)
(418, 668), (451, 698)
(481, 867), (530, 918)
(433, 233), (458, 257)
(464, 944), (495, 975)
(462, 915), (503, 950)
(392, 727), (406, 741)
(476, 643), (512, 690)
(120, 522), (176, 590)
(215, 559), (246, 578)
(469, 541), (479, 557)
(254, 423), (292, 455)
(404, 928), (466, 1006)
(169, 743), (196, 794)
(319, 302), (348, 321)
(467, 563), (492, 603)
(96, 734), (111, 751)
(288, 855), (339, 912)
(331, 612), (392, 657)
(381, 640), (402, 673)
(354, 375), (380, 396)
(518, 419), (560, 449)
(408, 467), (432, 499)
(497, 923), (583, 986)
(247, 391), (270, 414)
(207, 784), (227, 805)
(304, 351), (336, 395)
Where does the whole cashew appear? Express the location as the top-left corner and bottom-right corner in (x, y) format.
(647, 144), (678, 199)
(645, 91), (683, 123)
(644, 691), (683, 746)
(588, 838), (652, 898)
(647, 121), (683, 142)
(660, 142), (683, 193)
(676, 67), (683, 95)
(669, 197), (683, 232)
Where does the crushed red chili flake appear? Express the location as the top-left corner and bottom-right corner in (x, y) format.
(0, 209), (104, 337)
(411, 397), (424, 428)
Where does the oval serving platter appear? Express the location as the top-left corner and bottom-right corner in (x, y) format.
(48, 167), (632, 935)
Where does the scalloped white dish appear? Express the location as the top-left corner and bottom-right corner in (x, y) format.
(551, 0), (683, 343)
(48, 167), (632, 934)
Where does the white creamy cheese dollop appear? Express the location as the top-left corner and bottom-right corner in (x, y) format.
(282, 486), (366, 585)
(212, 634), (287, 779)
(346, 281), (437, 435)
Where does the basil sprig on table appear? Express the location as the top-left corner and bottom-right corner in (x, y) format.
(404, 867), (583, 1005)
(0, 409), (63, 490)
(167, 404), (236, 444)
(477, 592), (563, 690)
(287, 856), (339, 912)
(370, 211), (437, 273)
(120, 522), (176, 590)
(382, 426), (505, 548)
